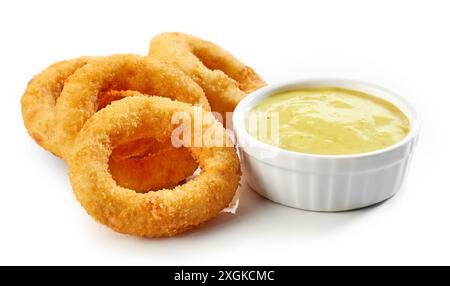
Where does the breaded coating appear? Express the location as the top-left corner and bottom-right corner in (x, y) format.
(68, 96), (241, 237)
(54, 54), (210, 158)
(149, 32), (266, 120)
(98, 90), (200, 192)
(22, 56), (208, 192)
(21, 57), (92, 157)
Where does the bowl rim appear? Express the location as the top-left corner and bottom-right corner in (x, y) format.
(233, 78), (421, 160)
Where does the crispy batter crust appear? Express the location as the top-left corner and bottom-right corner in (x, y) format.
(98, 90), (199, 192)
(68, 96), (241, 237)
(21, 57), (92, 157)
(54, 54), (211, 158)
(22, 56), (207, 192)
(149, 32), (266, 119)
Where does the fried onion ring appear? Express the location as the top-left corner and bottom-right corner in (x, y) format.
(68, 96), (241, 237)
(54, 54), (211, 158)
(21, 57), (92, 157)
(149, 32), (266, 119)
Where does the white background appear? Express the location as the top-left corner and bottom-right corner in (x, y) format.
(1, 0), (449, 266)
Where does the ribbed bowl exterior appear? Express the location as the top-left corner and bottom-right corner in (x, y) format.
(239, 137), (417, 211)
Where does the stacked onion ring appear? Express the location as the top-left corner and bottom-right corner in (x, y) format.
(149, 32), (266, 120)
(69, 96), (241, 237)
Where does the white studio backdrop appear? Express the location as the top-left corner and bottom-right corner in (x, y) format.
(0, 0), (449, 265)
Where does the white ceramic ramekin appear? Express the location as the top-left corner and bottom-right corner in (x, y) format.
(233, 79), (420, 212)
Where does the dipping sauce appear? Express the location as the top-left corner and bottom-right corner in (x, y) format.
(245, 87), (410, 155)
